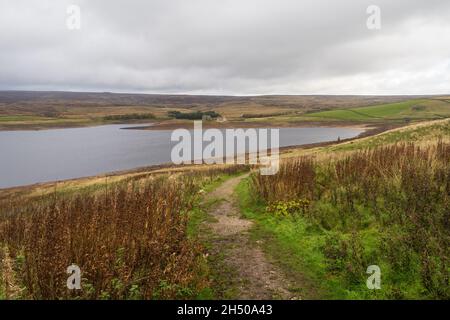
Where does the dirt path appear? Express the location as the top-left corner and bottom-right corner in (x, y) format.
(203, 174), (298, 300)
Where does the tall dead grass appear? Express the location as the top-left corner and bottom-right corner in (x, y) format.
(0, 165), (248, 299)
(252, 141), (449, 298)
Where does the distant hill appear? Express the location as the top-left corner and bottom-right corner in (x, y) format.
(0, 90), (446, 130)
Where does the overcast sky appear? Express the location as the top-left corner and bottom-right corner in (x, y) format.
(0, 0), (449, 95)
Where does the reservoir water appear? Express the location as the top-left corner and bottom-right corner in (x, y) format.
(0, 124), (364, 188)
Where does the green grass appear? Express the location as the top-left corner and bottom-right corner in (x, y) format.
(235, 177), (330, 299)
(306, 99), (450, 122)
(235, 175), (431, 300)
(329, 119), (450, 152)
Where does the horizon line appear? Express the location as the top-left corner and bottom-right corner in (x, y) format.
(0, 89), (448, 98)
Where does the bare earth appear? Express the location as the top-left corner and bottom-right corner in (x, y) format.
(204, 174), (298, 300)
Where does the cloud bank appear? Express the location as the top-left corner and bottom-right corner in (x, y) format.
(0, 0), (449, 95)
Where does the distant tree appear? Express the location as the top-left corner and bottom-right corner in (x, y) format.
(167, 111), (220, 120)
(103, 113), (155, 121)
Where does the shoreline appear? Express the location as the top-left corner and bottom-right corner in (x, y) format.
(123, 120), (372, 131)
(0, 122), (396, 198)
(0, 119), (375, 132)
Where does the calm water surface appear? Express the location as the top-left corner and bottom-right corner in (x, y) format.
(0, 124), (363, 188)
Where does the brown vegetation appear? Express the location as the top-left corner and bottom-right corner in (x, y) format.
(0, 165), (248, 299)
(251, 141), (449, 298)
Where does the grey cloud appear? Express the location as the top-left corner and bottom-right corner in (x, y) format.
(0, 0), (449, 94)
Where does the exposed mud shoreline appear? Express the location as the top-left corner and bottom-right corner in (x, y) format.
(123, 120), (371, 131)
(0, 119), (371, 132)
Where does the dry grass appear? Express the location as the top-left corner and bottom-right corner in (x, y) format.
(0, 165), (248, 299)
(251, 141), (449, 298)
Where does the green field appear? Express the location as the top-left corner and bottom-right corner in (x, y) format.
(328, 119), (450, 152)
(305, 99), (450, 122)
